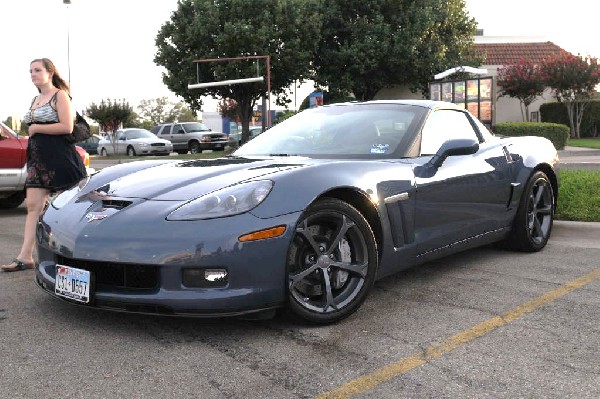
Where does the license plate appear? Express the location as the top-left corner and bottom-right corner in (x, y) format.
(55, 264), (91, 303)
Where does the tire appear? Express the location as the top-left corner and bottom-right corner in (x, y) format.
(126, 146), (136, 156)
(0, 191), (26, 209)
(189, 141), (201, 154)
(507, 171), (554, 252)
(100, 148), (108, 157)
(287, 198), (378, 324)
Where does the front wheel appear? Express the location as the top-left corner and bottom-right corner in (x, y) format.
(100, 147), (108, 157)
(126, 146), (136, 156)
(507, 171), (554, 252)
(287, 198), (378, 324)
(189, 141), (201, 154)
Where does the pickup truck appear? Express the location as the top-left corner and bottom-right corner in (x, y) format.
(151, 122), (229, 154)
(0, 121), (92, 209)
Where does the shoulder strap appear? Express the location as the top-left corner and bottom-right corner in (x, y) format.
(29, 96), (37, 109)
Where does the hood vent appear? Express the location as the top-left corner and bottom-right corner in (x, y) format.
(101, 199), (132, 210)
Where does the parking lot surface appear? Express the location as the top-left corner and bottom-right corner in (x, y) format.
(1, 199), (599, 398)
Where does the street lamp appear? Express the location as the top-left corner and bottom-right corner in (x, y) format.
(63, 0), (71, 83)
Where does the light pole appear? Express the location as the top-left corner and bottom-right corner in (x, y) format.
(63, 0), (71, 83)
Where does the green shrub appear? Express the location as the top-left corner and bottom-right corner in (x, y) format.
(540, 100), (600, 138)
(494, 122), (569, 150)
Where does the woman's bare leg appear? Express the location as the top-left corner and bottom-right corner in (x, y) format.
(1, 187), (49, 270)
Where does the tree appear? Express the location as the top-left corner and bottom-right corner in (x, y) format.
(313, 0), (480, 101)
(539, 52), (600, 138)
(497, 58), (546, 122)
(154, 0), (321, 143)
(137, 97), (197, 125)
(86, 99), (134, 153)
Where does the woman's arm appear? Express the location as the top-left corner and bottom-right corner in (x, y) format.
(28, 90), (74, 136)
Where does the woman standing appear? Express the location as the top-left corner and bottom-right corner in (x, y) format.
(1, 58), (87, 272)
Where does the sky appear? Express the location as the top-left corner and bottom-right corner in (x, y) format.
(1, 0), (598, 121)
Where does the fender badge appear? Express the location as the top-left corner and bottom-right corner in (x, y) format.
(85, 213), (108, 222)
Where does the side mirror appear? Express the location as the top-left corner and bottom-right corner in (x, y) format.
(429, 138), (479, 168)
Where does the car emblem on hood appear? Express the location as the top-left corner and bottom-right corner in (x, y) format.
(85, 213), (108, 222)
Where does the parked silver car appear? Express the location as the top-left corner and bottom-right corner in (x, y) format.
(151, 122), (229, 154)
(98, 128), (173, 156)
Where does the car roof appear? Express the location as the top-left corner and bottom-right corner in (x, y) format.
(325, 99), (466, 111)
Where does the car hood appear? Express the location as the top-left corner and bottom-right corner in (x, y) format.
(94, 157), (307, 201)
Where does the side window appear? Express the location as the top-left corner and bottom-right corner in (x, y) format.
(173, 124), (184, 134)
(420, 110), (478, 155)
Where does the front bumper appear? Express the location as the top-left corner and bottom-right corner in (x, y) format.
(35, 203), (301, 317)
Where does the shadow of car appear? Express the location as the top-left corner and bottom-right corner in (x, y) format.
(98, 128), (173, 156)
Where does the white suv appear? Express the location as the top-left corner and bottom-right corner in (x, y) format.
(151, 122), (229, 154)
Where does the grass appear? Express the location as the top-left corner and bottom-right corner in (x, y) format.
(556, 169), (600, 222)
(566, 137), (600, 149)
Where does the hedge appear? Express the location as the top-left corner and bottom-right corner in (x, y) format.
(539, 100), (600, 137)
(494, 122), (569, 150)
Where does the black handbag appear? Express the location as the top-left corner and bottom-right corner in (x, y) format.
(66, 112), (92, 143)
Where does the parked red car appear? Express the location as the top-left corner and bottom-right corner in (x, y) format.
(0, 121), (92, 208)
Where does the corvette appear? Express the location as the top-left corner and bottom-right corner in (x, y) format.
(35, 100), (559, 323)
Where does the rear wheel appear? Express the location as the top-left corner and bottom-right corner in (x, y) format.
(507, 171), (554, 252)
(100, 148), (108, 157)
(287, 198), (377, 324)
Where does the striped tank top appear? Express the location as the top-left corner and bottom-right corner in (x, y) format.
(25, 91), (59, 125)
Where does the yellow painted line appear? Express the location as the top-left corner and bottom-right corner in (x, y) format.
(315, 267), (600, 399)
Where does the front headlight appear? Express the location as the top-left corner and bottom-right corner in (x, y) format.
(51, 176), (91, 209)
(167, 180), (273, 221)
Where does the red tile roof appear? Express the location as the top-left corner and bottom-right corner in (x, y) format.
(474, 41), (567, 65)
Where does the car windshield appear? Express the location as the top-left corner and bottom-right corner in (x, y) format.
(125, 130), (156, 140)
(184, 123), (211, 132)
(234, 103), (425, 158)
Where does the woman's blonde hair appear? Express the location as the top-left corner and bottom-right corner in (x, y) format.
(31, 58), (71, 95)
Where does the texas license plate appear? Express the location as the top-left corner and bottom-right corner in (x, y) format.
(55, 264), (91, 303)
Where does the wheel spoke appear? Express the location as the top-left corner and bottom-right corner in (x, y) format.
(532, 216), (543, 238)
(289, 264), (319, 288)
(537, 204), (553, 215)
(321, 270), (338, 313)
(534, 183), (545, 205)
(325, 215), (354, 255)
(330, 260), (368, 278)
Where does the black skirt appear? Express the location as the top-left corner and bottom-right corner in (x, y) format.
(26, 133), (87, 192)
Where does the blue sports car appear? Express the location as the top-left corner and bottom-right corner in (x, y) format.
(35, 100), (559, 323)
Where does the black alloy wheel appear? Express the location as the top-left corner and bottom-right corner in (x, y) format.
(509, 171), (554, 252)
(287, 198), (377, 324)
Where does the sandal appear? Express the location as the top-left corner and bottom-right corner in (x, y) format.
(1, 259), (35, 272)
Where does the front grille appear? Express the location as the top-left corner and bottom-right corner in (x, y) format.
(151, 143), (166, 147)
(55, 255), (159, 290)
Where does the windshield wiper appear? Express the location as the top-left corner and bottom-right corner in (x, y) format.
(268, 153), (295, 157)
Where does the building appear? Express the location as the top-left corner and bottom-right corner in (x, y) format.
(473, 37), (567, 124)
(374, 36), (572, 127)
